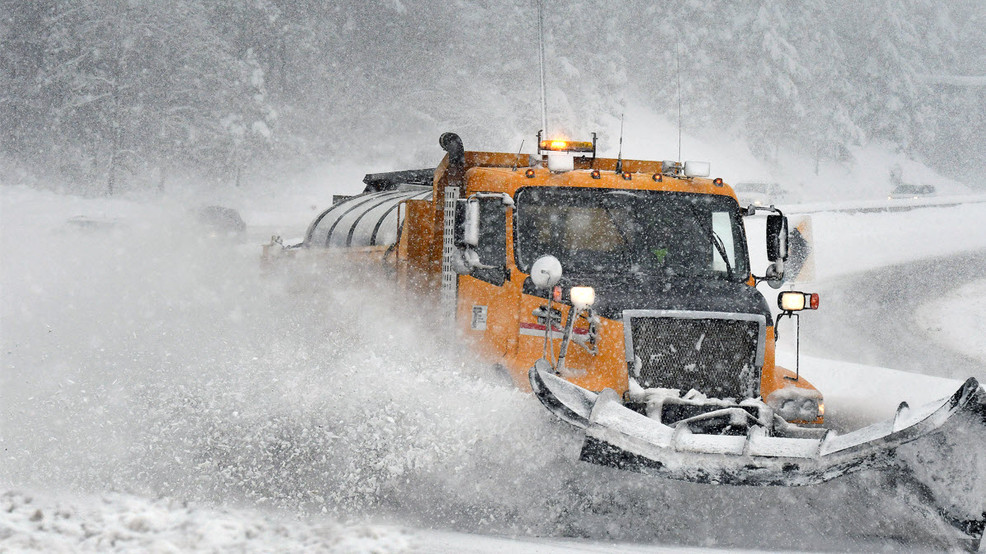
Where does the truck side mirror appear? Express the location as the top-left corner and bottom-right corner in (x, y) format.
(451, 199), (481, 274)
(454, 198), (482, 248)
(765, 214), (788, 288)
(463, 199), (480, 247)
(766, 214), (789, 262)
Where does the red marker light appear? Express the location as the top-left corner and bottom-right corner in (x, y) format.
(525, 168), (536, 178)
(809, 293), (820, 310)
(713, 177), (724, 186)
(552, 286), (562, 302)
(652, 173), (663, 182)
(591, 169), (601, 179)
(622, 171), (632, 180)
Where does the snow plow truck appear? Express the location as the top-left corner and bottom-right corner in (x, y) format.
(265, 132), (986, 548)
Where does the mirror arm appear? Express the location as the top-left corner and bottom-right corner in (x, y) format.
(752, 259), (784, 287)
(742, 204), (784, 218)
(464, 248), (496, 270)
(468, 192), (514, 207)
(767, 259), (785, 278)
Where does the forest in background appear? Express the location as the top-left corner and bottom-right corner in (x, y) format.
(1, 0), (984, 195)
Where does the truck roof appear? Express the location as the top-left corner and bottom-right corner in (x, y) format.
(453, 152), (738, 201)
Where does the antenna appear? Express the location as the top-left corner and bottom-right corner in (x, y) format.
(513, 139), (525, 170)
(615, 113), (625, 173)
(537, 0), (548, 137)
(676, 41), (682, 162)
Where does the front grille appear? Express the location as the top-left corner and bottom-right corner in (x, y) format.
(625, 310), (764, 399)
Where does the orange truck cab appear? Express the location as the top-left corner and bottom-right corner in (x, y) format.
(294, 132), (823, 426)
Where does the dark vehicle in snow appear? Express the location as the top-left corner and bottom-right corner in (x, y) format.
(890, 183), (936, 199)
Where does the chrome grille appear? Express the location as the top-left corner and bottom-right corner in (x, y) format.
(624, 310), (765, 399)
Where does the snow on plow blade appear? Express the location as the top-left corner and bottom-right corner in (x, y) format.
(530, 366), (986, 488)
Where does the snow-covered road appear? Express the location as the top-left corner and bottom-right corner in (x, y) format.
(802, 249), (986, 383)
(2, 186), (985, 552)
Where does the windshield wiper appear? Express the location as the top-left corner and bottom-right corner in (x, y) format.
(687, 204), (734, 278)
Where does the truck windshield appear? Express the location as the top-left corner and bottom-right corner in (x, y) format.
(515, 187), (750, 281)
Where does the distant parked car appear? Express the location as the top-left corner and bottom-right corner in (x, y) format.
(196, 205), (246, 238)
(732, 182), (786, 207)
(64, 215), (121, 231)
(889, 184), (935, 199)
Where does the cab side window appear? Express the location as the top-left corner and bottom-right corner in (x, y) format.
(473, 198), (506, 286)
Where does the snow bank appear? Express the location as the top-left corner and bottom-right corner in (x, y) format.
(914, 279), (986, 364)
(0, 490), (411, 553)
(777, 353), (964, 431)
(807, 202), (986, 281)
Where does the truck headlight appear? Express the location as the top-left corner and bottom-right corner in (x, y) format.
(766, 386), (823, 422)
(570, 286), (595, 310)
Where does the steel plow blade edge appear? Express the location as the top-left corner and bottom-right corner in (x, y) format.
(530, 366), (985, 488)
(529, 364), (598, 429)
(531, 365), (986, 545)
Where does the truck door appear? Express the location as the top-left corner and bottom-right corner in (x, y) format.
(456, 197), (521, 369)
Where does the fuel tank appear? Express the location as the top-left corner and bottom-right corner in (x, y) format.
(304, 185), (431, 248)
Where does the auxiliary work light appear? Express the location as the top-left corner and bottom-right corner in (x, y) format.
(778, 291), (819, 312)
(570, 286), (596, 310)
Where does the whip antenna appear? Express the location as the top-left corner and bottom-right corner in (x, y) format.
(538, 0), (548, 136)
(615, 112), (625, 173)
(676, 41), (682, 161)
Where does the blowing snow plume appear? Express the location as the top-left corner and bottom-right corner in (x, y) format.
(0, 188), (973, 550)
(0, 189), (572, 522)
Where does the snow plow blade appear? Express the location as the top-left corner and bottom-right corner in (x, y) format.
(530, 366), (986, 488)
